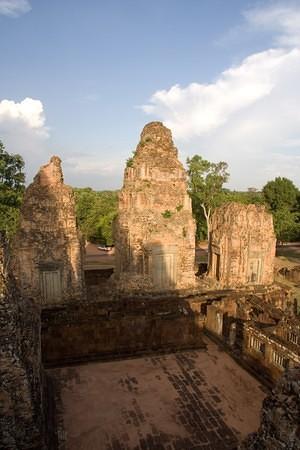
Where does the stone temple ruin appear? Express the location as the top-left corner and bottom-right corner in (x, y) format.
(208, 202), (276, 288)
(0, 236), (45, 449)
(11, 156), (85, 306)
(1, 122), (300, 449)
(114, 122), (196, 293)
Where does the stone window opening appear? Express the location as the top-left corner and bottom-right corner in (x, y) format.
(271, 350), (289, 369)
(215, 311), (223, 335)
(247, 258), (262, 284)
(249, 335), (265, 353)
(39, 266), (62, 304)
(288, 332), (298, 345)
(211, 252), (220, 281)
(229, 322), (236, 346)
(150, 244), (177, 290)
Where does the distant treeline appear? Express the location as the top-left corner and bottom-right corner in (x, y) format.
(0, 138), (299, 244)
(73, 182), (300, 245)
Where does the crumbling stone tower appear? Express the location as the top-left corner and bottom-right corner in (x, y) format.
(114, 122), (196, 293)
(12, 156), (85, 305)
(208, 202), (276, 288)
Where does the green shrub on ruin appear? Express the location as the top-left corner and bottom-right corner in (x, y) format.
(0, 140), (25, 237)
(162, 209), (173, 219)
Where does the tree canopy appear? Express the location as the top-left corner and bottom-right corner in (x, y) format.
(186, 156), (300, 244)
(221, 189), (265, 206)
(186, 155), (229, 241)
(262, 177), (300, 242)
(263, 177), (299, 211)
(73, 188), (118, 244)
(0, 140), (25, 237)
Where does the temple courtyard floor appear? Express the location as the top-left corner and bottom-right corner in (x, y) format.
(49, 337), (266, 450)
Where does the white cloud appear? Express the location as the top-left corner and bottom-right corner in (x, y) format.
(0, 98), (50, 183)
(245, 4), (300, 47)
(0, 0), (31, 17)
(142, 48), (297, 140)
(0, 98), (48, 135)
(0, 98), (122, 188)
(142, 4), (300, 190)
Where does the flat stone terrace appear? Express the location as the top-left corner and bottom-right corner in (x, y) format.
(50, 337), (266, 450)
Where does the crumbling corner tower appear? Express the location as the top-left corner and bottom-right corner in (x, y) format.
(12, 156), (85, 305)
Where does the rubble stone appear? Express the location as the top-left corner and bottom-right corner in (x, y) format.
(208, 203), (276, 288)
(241, 366), (300, 449)
(114, 122), (196, 293)
(12, 156), (85, 305)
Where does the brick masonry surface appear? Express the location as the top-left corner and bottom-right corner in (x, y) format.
(49, 337), (266, 450)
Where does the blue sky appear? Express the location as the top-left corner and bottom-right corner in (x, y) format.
(0, 0), (299, 190)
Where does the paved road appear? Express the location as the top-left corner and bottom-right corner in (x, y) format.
(84, 243), (208, 270)
(276, 242), (300, 263)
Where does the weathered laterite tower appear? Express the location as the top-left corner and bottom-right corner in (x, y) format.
(114, 121), (196, 293)
(208, 202), (276, 288)
(12, 156), (85, 305)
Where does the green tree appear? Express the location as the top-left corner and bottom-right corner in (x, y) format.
(263, 177), (300, 242)
(74, 188), (118, 244)
(0, 140), (25, 236)
(221, 189), (265, 206)
(186, 155), (229, 242)
(263, 177), (299, 211)
(273, 208), (300, 242)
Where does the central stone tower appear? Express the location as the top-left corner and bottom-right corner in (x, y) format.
(114, 122), (196, 293)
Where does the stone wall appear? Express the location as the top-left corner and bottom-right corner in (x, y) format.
(243, 313), (300, 376)
(243, 322), (300, 382)
(208, 203), (276, 288)
(114, 122), (196, 293)
(273, 317), (300, 344)
(42, 287), (286, 367)
(202, 285), (299, 383)
(12, 156), (85, 306)
(42, 297), (205, 365)
(0, 237), (45, 449)
(279, 265), (300, 283)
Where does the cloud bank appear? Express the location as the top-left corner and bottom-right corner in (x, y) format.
(0, 97), (122, 187)
(245, 4), (300, 47)
(142, 3), (300, 190)
(0, 0), (31, 17)
(0, 98), (48, 134)
(0, 98), (50, 182)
